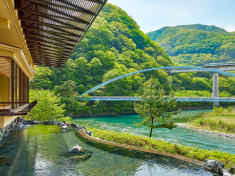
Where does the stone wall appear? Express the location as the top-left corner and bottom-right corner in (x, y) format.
(0, 118), (18, 142)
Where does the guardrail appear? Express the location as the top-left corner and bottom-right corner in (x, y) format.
(83, 96), (235, 102)
(0, 100), (37, 116)
(89, 96), (235, 99)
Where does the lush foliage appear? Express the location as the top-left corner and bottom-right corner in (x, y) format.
(26, 89), (65, 121)
(134, 78), (177, 137)
(147, 24), (235, 66)
(57, 117), (73, 123)
(30, 3), (174, 116)
(190, 106), (235, 132)
(30, 5), (235, 116)
(87, 127), (235, 169)
(213, 106), (224, 115)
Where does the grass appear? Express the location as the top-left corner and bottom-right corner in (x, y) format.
(188, 110), (235, 134)
(86, 127), (235, 169)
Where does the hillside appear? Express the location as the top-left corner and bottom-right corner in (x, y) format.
(30, 6), (235, 116)
(30, 3), (174, 116)
(146, 24), (235, 66)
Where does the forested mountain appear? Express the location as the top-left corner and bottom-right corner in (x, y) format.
(146, 24), (235, 66)
(30, 5), (235, 116)
(30, 3), (174, 116)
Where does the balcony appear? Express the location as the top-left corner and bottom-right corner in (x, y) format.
(0, 100), (37, 116)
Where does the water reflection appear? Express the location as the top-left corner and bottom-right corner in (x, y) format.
(0, 125), (211, 176)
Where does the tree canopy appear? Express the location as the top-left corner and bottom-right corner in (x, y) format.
(134, 78), (178, 138)
(147, 24), (235, 66)
(26, 89), (65, 121)
(30, 5), (235, 116)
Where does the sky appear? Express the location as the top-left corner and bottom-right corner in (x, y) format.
(107, 0), (235, 33)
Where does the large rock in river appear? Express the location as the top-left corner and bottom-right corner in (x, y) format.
(69, 144), (93, 161)
(69, 144), (93, 154)
(69, 144), (82, 153)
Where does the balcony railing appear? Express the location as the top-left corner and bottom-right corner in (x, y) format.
(0, 100), (37, 116)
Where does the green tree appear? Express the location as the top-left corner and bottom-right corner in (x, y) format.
(27, 89), (65, 121)
(54, 80), (87, 116)
(30, 67), (52, 89)
(213, 106), (224, 115)
(134, 78), (180, 138)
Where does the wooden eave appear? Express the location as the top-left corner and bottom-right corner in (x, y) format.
(15, 0), (107, 67)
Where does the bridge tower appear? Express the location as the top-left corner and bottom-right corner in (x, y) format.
(169, 74), (172, 87)
(212, 73), (219, 107)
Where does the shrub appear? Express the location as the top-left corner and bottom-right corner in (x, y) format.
(86, 127), (235, 169)
(226, 124), (235, 132)
(207, 120), (217, 130)
(198, 118), (206, 125)
(218, 120), (226, 129)
(57, 117), (73, 123)
(213, 106), (224, 115)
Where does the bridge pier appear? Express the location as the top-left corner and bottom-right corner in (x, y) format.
(169, 74), (172, 87)
(212, 73), (219, 107)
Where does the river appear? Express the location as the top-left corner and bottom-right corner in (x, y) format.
(73, 109), (235, 154)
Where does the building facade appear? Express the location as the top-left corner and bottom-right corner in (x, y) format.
(0, 0), (106, 128)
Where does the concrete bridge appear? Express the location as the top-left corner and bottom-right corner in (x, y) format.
(165, 63), (235, 106)
(80, 66), (235, 105)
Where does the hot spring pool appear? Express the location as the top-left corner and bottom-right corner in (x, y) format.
(0, 125), (211, 176)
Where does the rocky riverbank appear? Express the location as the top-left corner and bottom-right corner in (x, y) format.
(175, 123), (235, 139)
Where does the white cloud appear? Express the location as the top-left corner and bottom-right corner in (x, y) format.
(224, 25), (235, 32)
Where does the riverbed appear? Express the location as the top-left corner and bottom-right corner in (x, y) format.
(73, 109), (235, 154)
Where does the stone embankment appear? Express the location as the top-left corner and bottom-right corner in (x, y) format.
(175, 123), (235, 139)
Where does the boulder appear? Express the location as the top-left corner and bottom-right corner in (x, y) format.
(34, 121), (42, 124)
(69, 144), (82, 153)
(86, 130), (92, 136)
(15, 122), (23, 126)
(75, 125), (82, 129)
(204, 159), (234, 176)
(42, 121), (51, 125)
(229, 168), (234, 174)
(71, 123), (76, 127)
(62, 125), (68, 130)
(69, 144), (93, 155)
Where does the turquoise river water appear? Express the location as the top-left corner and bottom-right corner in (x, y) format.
(74, 110), (235, 154)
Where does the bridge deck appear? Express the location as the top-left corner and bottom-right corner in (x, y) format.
(85, 96), (235, 102)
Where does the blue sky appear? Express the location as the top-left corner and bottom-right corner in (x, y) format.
(107, 0), (235, 33)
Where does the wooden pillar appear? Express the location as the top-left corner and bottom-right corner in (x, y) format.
(11, 59), (14, 109)
(15, 65), (17, 108)
(27, 77), (29, 102)
(22, 73), (25, 104)
(19, 69), (22, 106)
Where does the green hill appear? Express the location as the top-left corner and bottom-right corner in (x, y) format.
(30, 6), (235, 116)
(30, 3), (175, 116)
(146, 24), (235, 66)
